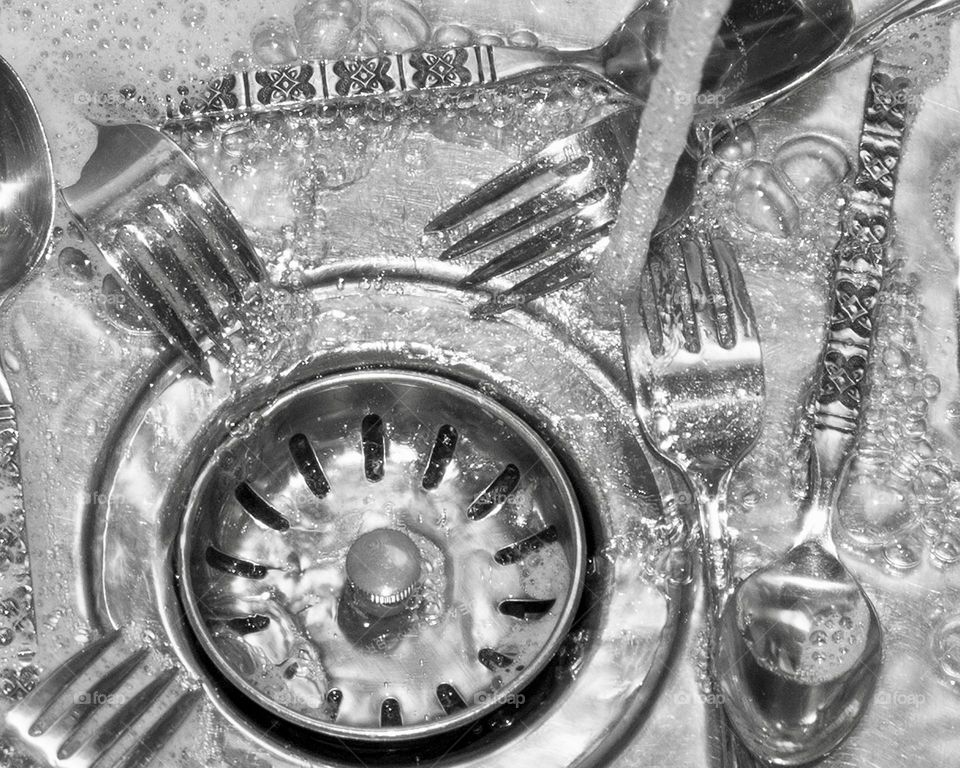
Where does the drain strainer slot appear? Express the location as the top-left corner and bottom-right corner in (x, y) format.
(177, 369), (586, 741)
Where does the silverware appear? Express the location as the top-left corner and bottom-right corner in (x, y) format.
(61, 123), (267, 383)
(426, 0), (959, 314)
(715, 58), (913, 766)
(621, 220), (765, 768)
(0, 52), (56, 683)
(162, 0), (849, 125)
(0, 54), (54, 292)
(4, 630), (200, 768)
(445, 105), (641, 318)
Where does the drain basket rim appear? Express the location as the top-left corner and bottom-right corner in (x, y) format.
(176, 367), (587, 742)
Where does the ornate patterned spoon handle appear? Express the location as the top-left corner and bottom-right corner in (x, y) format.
(162, 46), (571, 124)
(0, 362), (36, 702)
(806, 58), (913, 528)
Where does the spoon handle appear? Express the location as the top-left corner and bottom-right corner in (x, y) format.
(803, 59), (913, 539)
(161, 45), (588, 125)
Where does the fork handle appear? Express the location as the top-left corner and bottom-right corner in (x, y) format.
(691, 477), (756, 768)
(162, 46), (592, 124)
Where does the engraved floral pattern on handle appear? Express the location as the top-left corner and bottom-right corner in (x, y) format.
(164, 45), (497, 123)
(198, 74), (239, 113)
(410, 48), (472, 89)
(255, 64), (317, 104)
(331, 56), (396, 96)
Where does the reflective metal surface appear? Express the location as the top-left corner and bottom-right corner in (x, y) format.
(178, 369), (586, 739)
(80, 277), (685, 766)
(61, 122), (267, 381)
(0, 2), (959, 767)
(0, 54), (54, 293)
(622, 219), (765, 768)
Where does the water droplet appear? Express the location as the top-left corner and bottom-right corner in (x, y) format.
(180, 1), (206, 27)
(883, 540), (920, 570)
(933, 533), (960, 565)
(810, 630), (828, 646)
(922, 373), (942, 399)
(252, 17), (298, 66)
(507, 29), (539, 48)
(882, 346), (908, 373)
(58, 247), (94, 284)
(933, 616), (960, 681)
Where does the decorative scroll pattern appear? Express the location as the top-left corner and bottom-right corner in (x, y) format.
(814, 61), (911, 436)
(165, 46), (496, 122)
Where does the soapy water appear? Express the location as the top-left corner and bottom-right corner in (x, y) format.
(5, 3), (960, 765)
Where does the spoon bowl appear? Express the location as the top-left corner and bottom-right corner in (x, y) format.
(0, 53), (55, 292)
(716, 539), (882, 765)
(591, 0), (855, 112)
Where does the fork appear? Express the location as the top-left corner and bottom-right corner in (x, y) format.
(425, 106), (643, 312)
(428, 0), (960, 315)
(61, 123), (267, 383)
(620, 220), (764, 767)
(4, 629), (201, 768)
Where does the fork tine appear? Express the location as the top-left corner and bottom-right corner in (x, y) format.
(113, 689), (202, 768)
(471, 238), (602, 318)
(172, 182), (266, 284)
(10, 630), (121, 733)
(51, 648), (149, 760)
(637, 259), (666, 358)
(166, 202), (245, 303)
(460, 215), (614, 287)
(125, 218), (227, 342)
(679, 229), (722, 351)
(108, 227), (212, 383)
(425, 147), (585, 234)
(709, 230), (758, 343)
(439, 179), (602, 262)
(69, 668), (178, 768)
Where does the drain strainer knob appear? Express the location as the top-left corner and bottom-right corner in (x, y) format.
(345, 528), (422, 617)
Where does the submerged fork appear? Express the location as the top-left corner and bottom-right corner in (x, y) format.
(425, 106), (642, 314)
(62, 123), (267, 383)
(4, 630), (200, 768)
(429, 0), (960, 315)
(621, 220), (764, 766)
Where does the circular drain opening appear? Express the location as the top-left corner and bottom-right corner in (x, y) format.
(177, 369), (586, 741)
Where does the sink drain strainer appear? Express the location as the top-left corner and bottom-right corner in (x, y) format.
(177, 369), (586, 740)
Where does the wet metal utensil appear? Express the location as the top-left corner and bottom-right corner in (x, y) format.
(0, 54), (55, 292)
(715, 59), (913, 766)
(3, 629), (200, 768)
(61, 123), (267, 382)
(0, 53), (54, 290)
(162, 0), (851, 125)
(0, 52), (55, 677)
(622, 220), (765, 768)
(426, 0), (960, 313)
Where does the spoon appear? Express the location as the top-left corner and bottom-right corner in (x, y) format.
(490, 0), (855, 115)
(716, 515), (882, 766)
(712, 56), (910, 761)
(0, 53), (55, 291)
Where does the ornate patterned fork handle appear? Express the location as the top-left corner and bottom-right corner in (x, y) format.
(162, 45), (576, 124)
